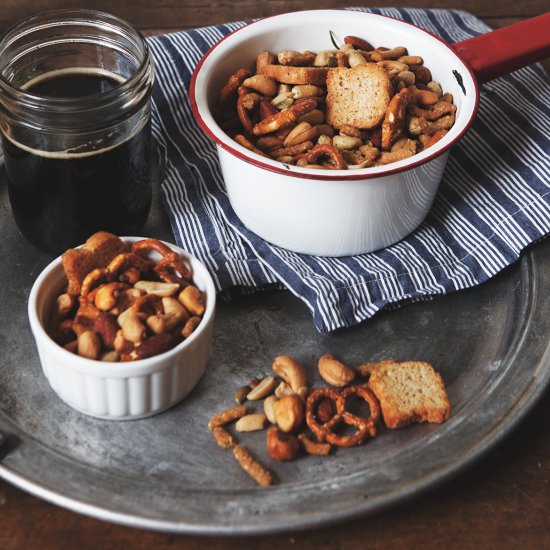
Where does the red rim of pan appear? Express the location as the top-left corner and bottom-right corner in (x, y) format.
(189, 10), (480, 181)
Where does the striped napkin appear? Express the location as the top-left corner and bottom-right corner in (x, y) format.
(147, 7), (550, 333)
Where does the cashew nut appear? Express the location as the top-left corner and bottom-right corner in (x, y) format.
(94, 282), (129, 311)
(272, 355), (307, 392)
(121, 314), (147, 343)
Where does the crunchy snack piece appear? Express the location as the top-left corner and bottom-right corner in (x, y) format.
(62, 231), (128, 295)
(368, 361), (451, 429)
(355, 359), (398, 378)
(212, 426), (236, 449)
(326, 64), (392, 130)
(258, 64), (329, 85)
(267, 427), (300, 461)
(208, 405), (248, 430)
(233, 444), (274, 487)
(297, 433), (331, 456)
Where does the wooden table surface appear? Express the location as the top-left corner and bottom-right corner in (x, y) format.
(1, 1), (549, 549)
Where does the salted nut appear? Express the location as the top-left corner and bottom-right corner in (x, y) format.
(218, 38), (456, 170)
(272, 355), (307, 393)
(267, 427), (300, 461)
(235, 413), (268, 432)
(318, 354), (356, 387)
(134, 280), (180, 297)
(274, 394), (304, 433)
(52, 235), (205, 362)
(246, 376), (277, 401)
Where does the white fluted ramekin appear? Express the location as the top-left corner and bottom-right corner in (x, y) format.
(28, 237), (216, 420)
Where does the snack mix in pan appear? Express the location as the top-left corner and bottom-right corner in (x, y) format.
(208, 355), (451, 486)
(216, 35), (456, 169)
(51, 232), (206, 362)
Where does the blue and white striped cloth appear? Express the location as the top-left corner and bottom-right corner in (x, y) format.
(147, 8), (550, 333)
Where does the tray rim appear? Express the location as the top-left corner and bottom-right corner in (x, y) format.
(1, 242), (549, 535)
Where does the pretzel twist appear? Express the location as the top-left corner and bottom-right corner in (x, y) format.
(306, 386), (381, 447)
(304, 144), (347, 170)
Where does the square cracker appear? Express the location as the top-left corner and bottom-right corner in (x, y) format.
(62, 231), (128, 295)
(368, 361), (451, 429)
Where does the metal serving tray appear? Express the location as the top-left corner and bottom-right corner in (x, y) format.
(0, 169), (549, 534)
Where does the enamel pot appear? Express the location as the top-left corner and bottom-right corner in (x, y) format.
(191, 10), (550, 256)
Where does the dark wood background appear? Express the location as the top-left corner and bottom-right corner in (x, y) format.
(1, 1), (549, 549)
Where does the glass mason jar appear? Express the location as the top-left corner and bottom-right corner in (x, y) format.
(0, 10), (154, 255)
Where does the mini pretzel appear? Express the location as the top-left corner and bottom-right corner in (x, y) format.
(154, 252), (192, 285)
(131, 238), (174, 258)
(106, 252), (152, 279)
(304, 144), (347, 170)
(339, 386), (381, 439)
(306, 386), (381, 447)
(236, 89), (255, 134)
(131, 239), (191, 283)
(381, 87), (413, 151)
(219, 68), (251, 111)
(80, 268), (112, 297)
(306, 388), (342, 443)
(234, 134), (271, 159)
(251, 98), (317, 136)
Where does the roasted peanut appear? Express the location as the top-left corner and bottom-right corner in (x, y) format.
(274, 394), (304, 433)
(235, 413), (268, 432)
(247, 376), (277, 400)
(264, 395), (278, 424)
(113, 329), (133, 354)
(77, 330), (101, 360)
(56, 293), (75, 319)
(134, 281), (180, 297)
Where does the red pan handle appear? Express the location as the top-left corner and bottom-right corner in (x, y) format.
(452, 12), (550, 84)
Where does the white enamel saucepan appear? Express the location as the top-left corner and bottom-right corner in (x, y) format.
(191, 10), (550, 256)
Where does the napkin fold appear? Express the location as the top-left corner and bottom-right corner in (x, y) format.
(147, 7), (550, 332)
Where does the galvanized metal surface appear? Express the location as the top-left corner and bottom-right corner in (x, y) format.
(0, 167), (549, 535)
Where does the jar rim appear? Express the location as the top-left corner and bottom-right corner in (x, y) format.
(0, 9), (153, 113)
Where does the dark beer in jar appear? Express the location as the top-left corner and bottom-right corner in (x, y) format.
(0, 10), (155, 255)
